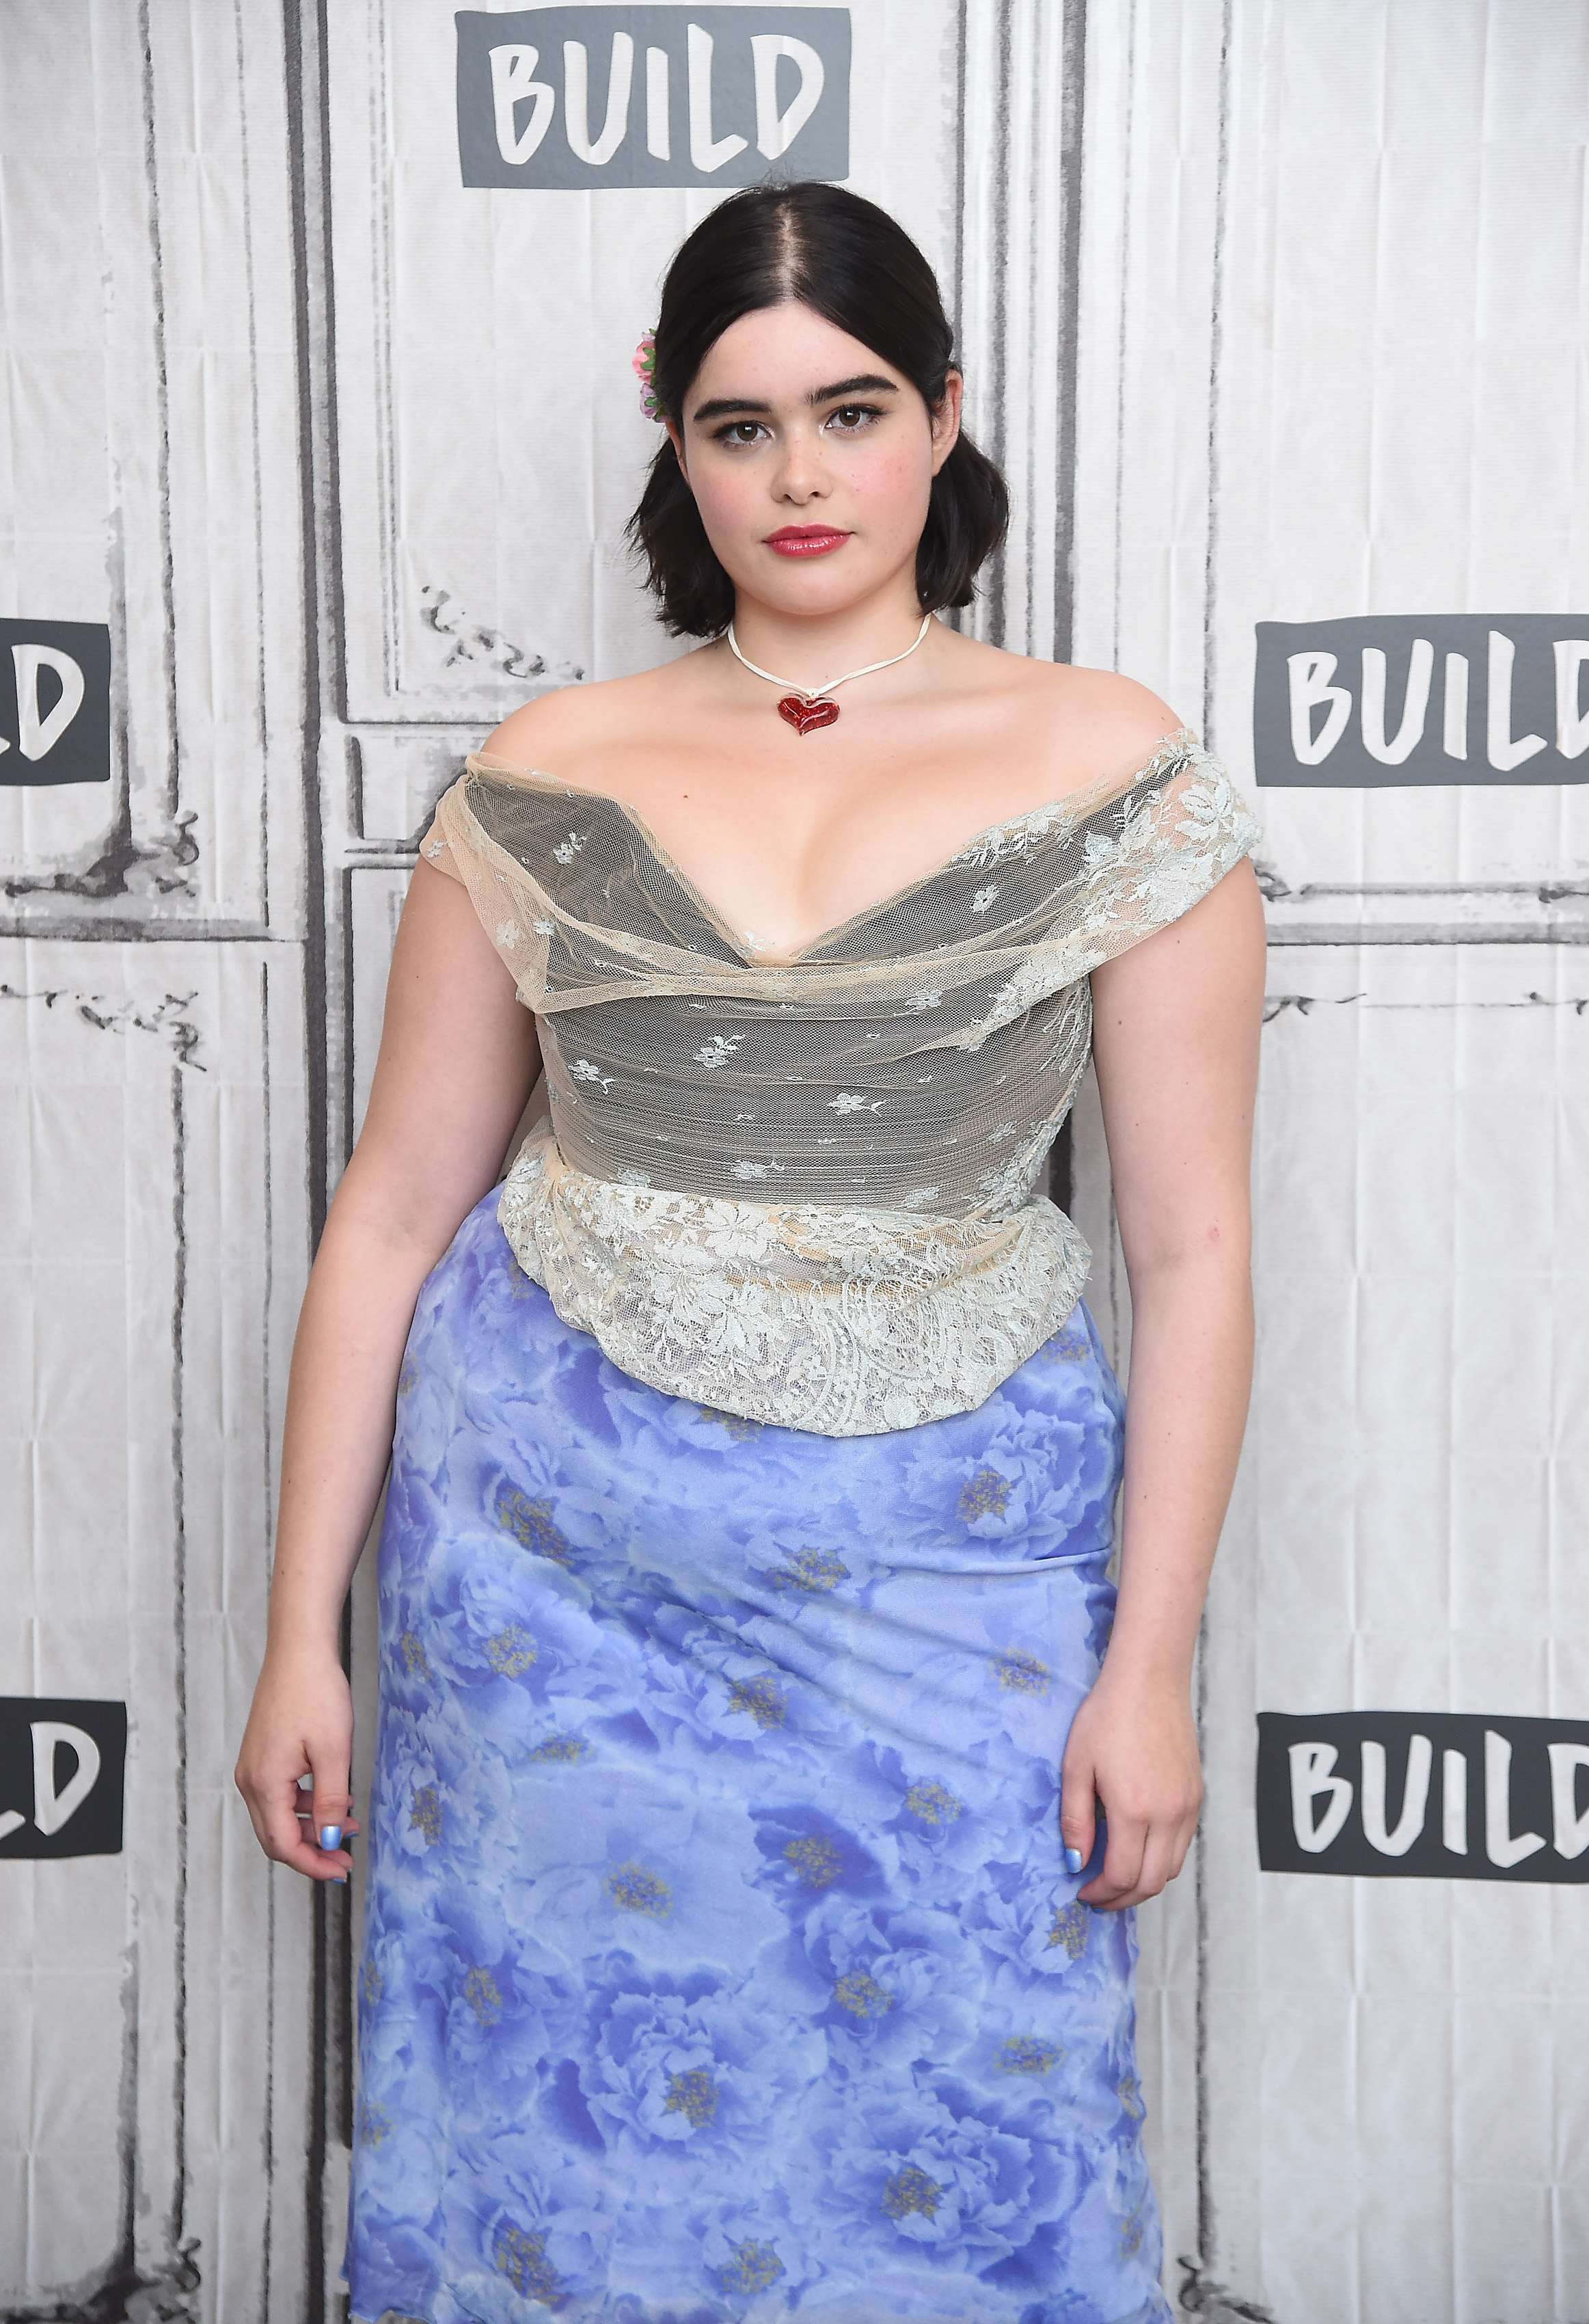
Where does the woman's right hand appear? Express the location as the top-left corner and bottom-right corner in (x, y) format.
(234, 1645), (359, 1882)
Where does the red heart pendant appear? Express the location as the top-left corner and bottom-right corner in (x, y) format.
(778, 694), (841, 736)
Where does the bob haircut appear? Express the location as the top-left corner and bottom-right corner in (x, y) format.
(627, 182), (1009, 638)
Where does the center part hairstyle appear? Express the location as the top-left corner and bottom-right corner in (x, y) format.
(628, 182), (1009, 638)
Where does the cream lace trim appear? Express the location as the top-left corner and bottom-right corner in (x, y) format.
(497, 1125), (1091, 1437)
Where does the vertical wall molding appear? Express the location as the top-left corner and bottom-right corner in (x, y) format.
(281, 1), (355, 2312)
(954, 0), (1087, 662)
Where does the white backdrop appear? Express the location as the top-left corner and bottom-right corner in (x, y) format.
(3, 3), (1586, 2319)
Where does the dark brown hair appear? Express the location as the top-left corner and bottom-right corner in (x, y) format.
(627, 182), (1009, 638)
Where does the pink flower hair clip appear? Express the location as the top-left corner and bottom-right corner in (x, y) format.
(633, 330), (664, 423)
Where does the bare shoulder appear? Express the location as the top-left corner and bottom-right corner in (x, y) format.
(1024, 659), (1182, 744)
(1005, 656), (1183, 766)
(480, 658), (694, 768)
(481, 679), (614, 770)
(945, 636), (1186, 789)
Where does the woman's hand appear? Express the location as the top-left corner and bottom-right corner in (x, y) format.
(234, 1644), (359, 1883)
(1059, 1664), (1204, 1910)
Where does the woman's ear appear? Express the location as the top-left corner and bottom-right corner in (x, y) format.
(929, 373), (964, 475)
(664, 419), (692, 489)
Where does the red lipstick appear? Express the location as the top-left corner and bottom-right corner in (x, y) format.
(764, 526), (851, 557)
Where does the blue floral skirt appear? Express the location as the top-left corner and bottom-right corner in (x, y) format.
(347, 1190), (1169, 2324)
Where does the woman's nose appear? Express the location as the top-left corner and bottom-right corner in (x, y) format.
(770, 428), (828, 502)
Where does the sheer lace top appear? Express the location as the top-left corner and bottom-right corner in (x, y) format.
(422, 729), (1260, 1434)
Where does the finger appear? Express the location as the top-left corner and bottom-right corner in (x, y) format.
(294, 1802), (362, 1835)
(1080, 1811), (1147, 1908)
(1100, 1826), (1180, 1911)
(293, 1780), (361, 1836)
(252, 1761), (353, 1882)
(1163, 1811), (1199, 1887)
(1139, 1826), (1182, 1903)
(275, 1773), (349, 1877)
(235, 1748), (310, 1860)
(247, 1766), (334, 1876)
(234, 1766), (277, 1859)
(1111, 1801), (1201, 1904)
(1057, 1753), (1097, 1880)
(309, 1738), (357, 1878)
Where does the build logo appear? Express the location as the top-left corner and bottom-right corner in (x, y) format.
(1257, 1712), (1589, 1882)
(1255, 615), (1589, 787)
(456, 8), (850, 189)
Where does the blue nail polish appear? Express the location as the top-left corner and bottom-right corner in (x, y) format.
(334, 1872), (348, 1884)
(1064, 1846), (1084, 1876)
(319, 1824), (342, 1851)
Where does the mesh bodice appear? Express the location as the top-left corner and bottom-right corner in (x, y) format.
(423, 730), (1259, 1433)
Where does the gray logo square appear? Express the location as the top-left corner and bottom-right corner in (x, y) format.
(0, 619), (111, 788)
(456, 8), (850, 189)
(1254, 615), (1589, 787)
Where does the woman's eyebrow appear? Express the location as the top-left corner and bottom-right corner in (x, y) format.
(692, 393), (774, 421)
(807, 374), (899, 403)
(691, 375), (901, 424)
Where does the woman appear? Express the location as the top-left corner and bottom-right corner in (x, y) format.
(237, 183), (1263, 2324)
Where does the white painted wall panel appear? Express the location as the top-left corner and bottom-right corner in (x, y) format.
(1207, 0), (1589, 913)
(1, 940), (314, 2312)
(0, 0), (304, 922)
(1075, 5), (1589, 2315)
(1235, 950), (1589, 2321)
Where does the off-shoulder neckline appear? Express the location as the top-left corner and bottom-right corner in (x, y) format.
(460, 726), (1198, 967)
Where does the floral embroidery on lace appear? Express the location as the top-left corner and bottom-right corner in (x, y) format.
(423, 730), (1261, 1435)
(953, 749), (1260, 1055)
(497, 1129), (1094, 1435)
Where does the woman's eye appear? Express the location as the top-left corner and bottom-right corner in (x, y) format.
(828, 405), (878, 433)
(718, 420), (765, 446)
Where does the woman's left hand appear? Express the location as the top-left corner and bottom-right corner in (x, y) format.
(1059, 1664), (1204, 1909)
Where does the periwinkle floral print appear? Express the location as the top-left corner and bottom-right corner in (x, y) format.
(348, 1195), (1170, 2324)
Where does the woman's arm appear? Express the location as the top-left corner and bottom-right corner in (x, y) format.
(1060, 856), (1266, 1908)
(234, 858), (541, 1881)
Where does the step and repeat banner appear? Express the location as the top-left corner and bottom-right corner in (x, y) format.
(1, 3), (1584, 2319)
